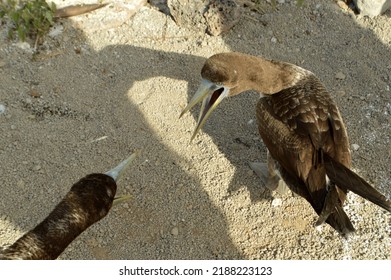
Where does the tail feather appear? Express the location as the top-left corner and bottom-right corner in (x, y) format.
(326, 205), (355, 236)
(280, 166), (355, 235)
(323, 153), (391, 212)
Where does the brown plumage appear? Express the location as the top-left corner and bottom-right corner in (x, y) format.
(180, 52), (391, 236)
(0, 154), (136, 260)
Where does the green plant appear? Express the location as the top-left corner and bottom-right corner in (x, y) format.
(0, 0), (56, 44)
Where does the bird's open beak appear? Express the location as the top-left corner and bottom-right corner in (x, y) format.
(180, 79), (230, 141)
(105, 152), (138, 206)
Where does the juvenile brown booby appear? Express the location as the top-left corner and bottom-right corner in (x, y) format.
(0, 153), (137, 260)
(180, 52), (391, 236)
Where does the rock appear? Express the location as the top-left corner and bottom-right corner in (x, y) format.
(204, 0), (242, 36)
(352, 144), (360, 151)
(168, 0), (208, 31)
(336, 90), (346, 97)
(15, 42), (33, 53)
(30, 89), (41, 98)
(168, 0), (241, 36)
(16, 180), (25, 188)
(0, 104), (5, 114)
(247, 119), (255, 125)
(335, 72), (346, 80)
(337, 0), (349, 11)
(48, 24), (64, 38)
(33, 165), (42, 171)
(247, 169), (254, 176)
(171, 226), (179, 236)
(271, 198), (282, 207)
(353, 0), (391, 16)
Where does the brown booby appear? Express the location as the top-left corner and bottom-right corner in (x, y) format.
(180, 52), (391, 236)
(0, 153), (137, 260)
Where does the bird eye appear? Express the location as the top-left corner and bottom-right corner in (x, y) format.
(106, 187), (113, 198)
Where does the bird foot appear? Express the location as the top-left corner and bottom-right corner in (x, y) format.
(249, 162), (289, 195)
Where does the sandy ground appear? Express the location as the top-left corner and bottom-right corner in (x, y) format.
(0, 0), (390, 259)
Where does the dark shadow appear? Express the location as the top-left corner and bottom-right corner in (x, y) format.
(383, 6), (391, 17)
(0, 21), (242, 259)
(148, 0), (171, 16)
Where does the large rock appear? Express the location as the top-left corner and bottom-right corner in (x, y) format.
(353, 0), (391, 16)
(167, 0), (208, 31)
(204, 0), (241, 36)
(167, 0), (241, 36)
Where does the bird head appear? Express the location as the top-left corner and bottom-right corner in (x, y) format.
(179, 53), (244, 141)
(179, 79), (231, 141)
(67, 152), (138, 224)
(69, 174), (118, 222)
(179, 52), (297, 141)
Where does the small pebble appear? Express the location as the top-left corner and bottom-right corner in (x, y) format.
(271, 37), (277, 43)
(315, 224), (323, 232)
(271, 198), (282, 207)
(171, 227), (179, 236)
(336, 90), (346, 97)
(16, 180), (25, 188)
(30, 89), (41, 98)
(33, 165), (42, 171)
(15, 42), (33, 53)
(351, 144), (360, 151)
(48, 24), (64, 38)
(337, 0), (349, 11)
(0, 104), (5, 114)
(335, 72), (346, 80)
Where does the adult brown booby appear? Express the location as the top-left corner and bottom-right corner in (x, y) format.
(180, 52), (391, 236)
(0, 153), (137, 260)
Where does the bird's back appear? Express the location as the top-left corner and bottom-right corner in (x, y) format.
(256, 74), (354, 233)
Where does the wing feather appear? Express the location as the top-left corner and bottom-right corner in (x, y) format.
(256, 74), (350, 210)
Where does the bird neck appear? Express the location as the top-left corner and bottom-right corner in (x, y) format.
(231, 54), (311, 95)
(0, 198), (91, 260)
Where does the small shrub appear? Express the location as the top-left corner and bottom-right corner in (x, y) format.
(0, 0), (56, 43)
